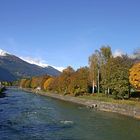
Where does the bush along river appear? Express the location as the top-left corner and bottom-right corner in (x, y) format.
(0, 89), (140, 140)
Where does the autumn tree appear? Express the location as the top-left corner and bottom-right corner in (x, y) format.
(24, 79), (31, 88)
(39, 75), (51, 89)
(49, 77), (60, 92)
(68, 67), (91, 96)
(56, 66), (75, 94)
(129, 62), (140, 90)
(30, 77), (39, 89)
(19, 78), (28, 88)
(44, 77), (55, 91)
(30, 75), (50, 89)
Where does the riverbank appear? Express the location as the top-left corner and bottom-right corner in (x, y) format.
(0, 86), (6, 93)
(22, 88), (140, 119)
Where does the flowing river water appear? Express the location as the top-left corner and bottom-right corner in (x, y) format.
(0, 89), (140, 140)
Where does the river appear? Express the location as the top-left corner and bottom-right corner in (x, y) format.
(0, 89), (140, 140)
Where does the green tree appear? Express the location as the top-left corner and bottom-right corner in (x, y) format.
(105, 56), (133, 98)
(89, 50), (100, 93)
(100, 45), (112, 63)
(100, 46), (112, 94)
(89, 46), (112, 93)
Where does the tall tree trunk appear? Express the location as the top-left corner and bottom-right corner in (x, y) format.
(92, 80), (95, 93)
(128, 83), (131, 98)
(97, 68), (100, 94)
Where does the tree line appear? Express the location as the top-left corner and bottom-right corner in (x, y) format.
(19, 46), (140, 99)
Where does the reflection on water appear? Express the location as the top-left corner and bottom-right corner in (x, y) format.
(0, 89), (140, 140)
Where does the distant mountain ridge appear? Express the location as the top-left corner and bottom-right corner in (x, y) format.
(0, 66), (16, 82)
(0, 49), (61, 81)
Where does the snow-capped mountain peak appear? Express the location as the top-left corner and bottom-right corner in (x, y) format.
(0, 49), (9, 56)
(20, 56), (65, 72)
(0, 48), (64, 72)
(20, 57), (49, 68)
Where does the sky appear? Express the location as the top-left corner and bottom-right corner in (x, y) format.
(0, 0), (140, 70)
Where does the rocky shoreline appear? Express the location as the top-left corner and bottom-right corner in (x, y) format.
(22, 88), (140, 120)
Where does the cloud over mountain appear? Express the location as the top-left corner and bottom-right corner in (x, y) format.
(113, 49), (124, 57)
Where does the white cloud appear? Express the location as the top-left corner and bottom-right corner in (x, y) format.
(113, 49), (124, 57)
(20, 56), (65, 72)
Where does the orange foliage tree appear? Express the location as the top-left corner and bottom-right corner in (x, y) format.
(68, 67), (91, 96)
(30, 75), (50, 89)
(129, 62), (140, 90)
(24, 79), (31, 88)
(56, 66), (75, 94)
(30, 77), (39, 89)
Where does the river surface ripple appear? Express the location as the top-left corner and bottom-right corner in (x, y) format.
(0, 89), (140, 140)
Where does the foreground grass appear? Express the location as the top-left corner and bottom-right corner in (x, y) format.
(78, 93), (140, 107)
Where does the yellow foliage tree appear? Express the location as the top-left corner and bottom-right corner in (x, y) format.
(19, 79), (28, 88)
(30, 77), (39, 89)
(44, 77), (55, 90)
(24, 79), (31, 88)
(129, 62), (140, 89)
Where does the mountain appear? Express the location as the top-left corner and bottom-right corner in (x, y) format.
(0, 49), (61, 81)
(0, 66), (16, 81)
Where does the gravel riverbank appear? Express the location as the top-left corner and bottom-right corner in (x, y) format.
(22, 88), (140, 120)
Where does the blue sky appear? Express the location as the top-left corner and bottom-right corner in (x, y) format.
(0, 0), (140, 70)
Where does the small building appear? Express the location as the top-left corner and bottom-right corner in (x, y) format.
(36, 87), (41, 91)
